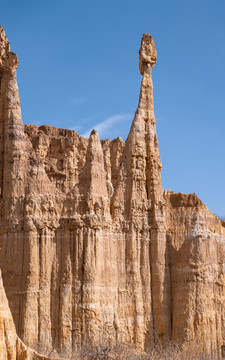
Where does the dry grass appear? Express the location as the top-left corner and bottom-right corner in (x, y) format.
(72, 343), (223, 360)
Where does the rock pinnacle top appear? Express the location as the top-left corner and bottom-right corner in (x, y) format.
(0, 26), (10, 56)
(0, 26), (18, 69)
(139, 33), (157, 75)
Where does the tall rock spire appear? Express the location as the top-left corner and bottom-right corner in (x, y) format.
(138, 33), (171, 343)
(112, 34), (160, 219)
(0, 26), (28, 202)
(112, 33), (170, 344)
(0, 27), (32, 351)
(139, 34), (171, 343)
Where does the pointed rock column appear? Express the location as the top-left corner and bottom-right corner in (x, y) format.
(0, 27), (34, 349)
(80, 129), (108, 199)
(139, 33), (171, 343)
(0, 26), (28, 203)
(112, 33), (170, 347)
(79, 130), (113, 347)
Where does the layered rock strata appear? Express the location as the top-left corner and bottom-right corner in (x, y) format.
(0, 26), (224, 358)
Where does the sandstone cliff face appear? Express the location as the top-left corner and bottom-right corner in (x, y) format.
(0, 269), (59, 360)
(166, 192), (225, 354)
(0, 27), (224, 358)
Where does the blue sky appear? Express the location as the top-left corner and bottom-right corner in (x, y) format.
(1, 0), (225, 217)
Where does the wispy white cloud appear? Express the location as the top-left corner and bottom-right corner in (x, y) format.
(80, 112), (104, 124)
(81, 113), (132, 139)
(72, 96), (87, 106)
(69, 112), (104, 132)
(71, 125), (82, 131)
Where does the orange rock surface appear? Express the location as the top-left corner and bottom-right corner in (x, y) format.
(0, 27), (224, 358)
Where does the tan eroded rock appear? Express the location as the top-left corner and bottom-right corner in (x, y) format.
(0, 29), (224, 359)
(0, 269), (62, 359)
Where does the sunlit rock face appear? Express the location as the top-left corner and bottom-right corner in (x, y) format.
(0, 268), (59, 360)
(0, 27), (224, 358)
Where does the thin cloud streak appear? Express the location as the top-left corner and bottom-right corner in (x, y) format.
(81, 113), (132, 139)
(72, 96), (87, 106)
(69, 112), (104, 132)
(70, 125), (82, 131)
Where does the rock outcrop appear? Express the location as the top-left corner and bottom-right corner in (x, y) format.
(0, 26), (224, 358)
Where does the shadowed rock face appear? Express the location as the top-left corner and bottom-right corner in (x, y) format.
(0, 28), (224, 358)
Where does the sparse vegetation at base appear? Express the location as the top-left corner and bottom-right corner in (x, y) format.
(72, 343), (223, 360)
